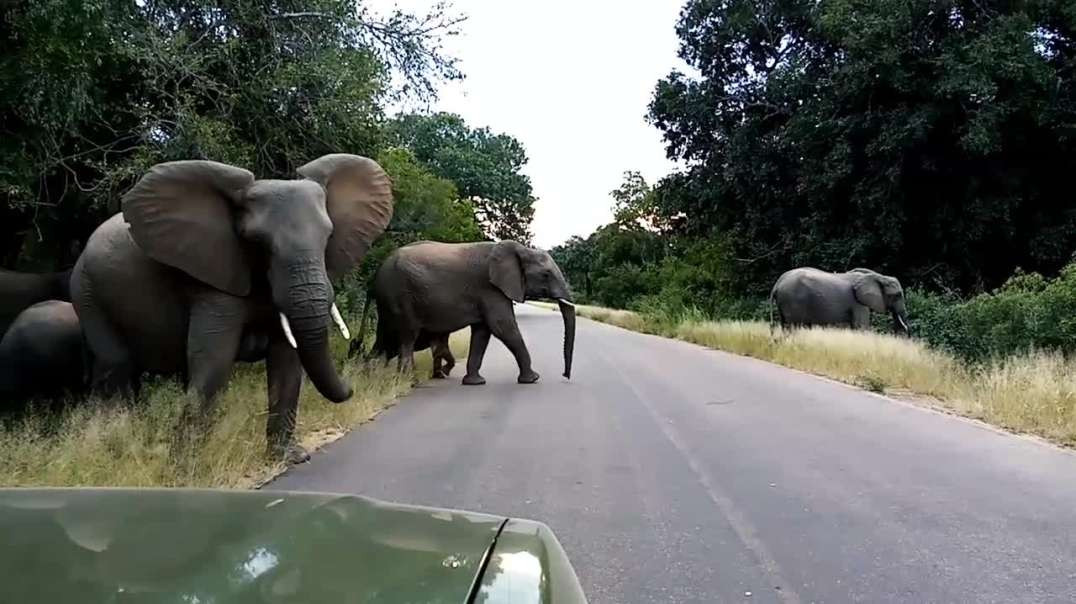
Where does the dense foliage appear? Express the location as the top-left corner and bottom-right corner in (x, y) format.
(0, 1), (526, 277)
(388, 112), (536, 242)
(910, 264), (1076, 361)
(641, 0), (1076, 296)
(556, 0), (1076, 360)
(553, 172), (760, 318)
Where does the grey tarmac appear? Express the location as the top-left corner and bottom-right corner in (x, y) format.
(270, 304), (1076, 603)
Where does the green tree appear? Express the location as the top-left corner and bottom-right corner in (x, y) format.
(0, 0), (463, 269)
(649, 0), (1076, 295)
(378, 147), (483, 246)
(389, 112), (536, 242)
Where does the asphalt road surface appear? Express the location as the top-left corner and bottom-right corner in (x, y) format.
(271, 304), (1076, 603)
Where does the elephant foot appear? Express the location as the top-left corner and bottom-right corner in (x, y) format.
(517, 370), (540, 384)
(431, 369), (447, 379)
(284, 444), (311, 465)
(462, 374), (486, 386)
(267, 442), (311, 465)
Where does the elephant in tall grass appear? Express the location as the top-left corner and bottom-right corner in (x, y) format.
(0, 269), (71, 339)
(71, 154), (394, 462)
(771, 267), (909, 334)
(0, 301), (85, 404)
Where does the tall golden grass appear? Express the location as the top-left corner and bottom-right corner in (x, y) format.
(0, 329), (469, 487)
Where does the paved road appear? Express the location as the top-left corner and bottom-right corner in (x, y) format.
(271, 305), (1076, 603)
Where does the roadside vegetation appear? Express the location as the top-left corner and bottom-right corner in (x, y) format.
(0, 331), (469, 487)
(534, 301), (1076, 447)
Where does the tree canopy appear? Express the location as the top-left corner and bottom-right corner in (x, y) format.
(0, 0), (498, 271)
(388, 112), (536, 243)
(647, 0), (1076, 295)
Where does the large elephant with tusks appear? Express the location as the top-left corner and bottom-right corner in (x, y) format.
(71, 154), (394, 462)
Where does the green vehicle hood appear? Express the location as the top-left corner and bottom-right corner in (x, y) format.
(0, 488), (586, 604)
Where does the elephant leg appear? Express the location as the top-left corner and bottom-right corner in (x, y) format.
(851, 305), (870, 330)
(488, 314), (538, 384)
(431, 335), (453, 379)
(172, 296), (243, 462)
(185, 294), (245, 401)
(396, 329), (418, 375)
(265, 337), (307, 464)
(80, 309), (136, 399)
(441, 338), (456, 376)
(463, 324), (491, 385)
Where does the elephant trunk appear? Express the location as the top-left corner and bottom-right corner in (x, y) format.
(558, 299), (576, 379)
(275, 261), (352, 403)
(292, 316), (352, 402)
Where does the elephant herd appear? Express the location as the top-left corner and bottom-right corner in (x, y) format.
(0, 154), (577, 463)
(0, 152), (908, 464)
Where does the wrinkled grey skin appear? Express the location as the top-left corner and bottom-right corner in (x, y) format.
(371, 240), (575, 385)
(71, 155), (394, 463)
(0, 301), (85, 404)
(353, 294), (455, 379)
(0, 269), (71, 340)
(771, 267), (909, 334)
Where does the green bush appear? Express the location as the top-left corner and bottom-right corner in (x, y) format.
(910, 265), (1076, 362)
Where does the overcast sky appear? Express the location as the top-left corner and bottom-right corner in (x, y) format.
(370, 0), (688, 248)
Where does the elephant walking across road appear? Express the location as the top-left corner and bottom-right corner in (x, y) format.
(771, 267), (909, 334)
(71, 154), (394, 463)
(368, 240), (575, 385)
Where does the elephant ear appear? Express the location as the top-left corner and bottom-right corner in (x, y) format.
(852, 273), (886, 313)
(297, 154), (394, 280)
(122, 161), (254, 296)
(488, 241), (525, 303)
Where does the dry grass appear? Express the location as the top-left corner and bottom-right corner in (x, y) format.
(568, 304), (1076, 447)
(0, 329), (469, 487)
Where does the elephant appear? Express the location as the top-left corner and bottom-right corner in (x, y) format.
(369, 240), (575, 385)
(352, 291), (455, 379)
(355, 316), (455, 379)
(71, 154), (394, 462)
(0, 268), (72, 339)
(0, 300), (86, 404)
(770, 267), (909, 334)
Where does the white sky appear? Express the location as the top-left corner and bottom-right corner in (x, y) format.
(371, 0), (688, 248)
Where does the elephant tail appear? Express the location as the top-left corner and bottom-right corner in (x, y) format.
(351, 291), (374, 359)
(768, 287), (778, 338)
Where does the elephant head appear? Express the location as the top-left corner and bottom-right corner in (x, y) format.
(122, 155), (393, 403)
(849, 268), (909, 335)
(489, 241), (576, 379)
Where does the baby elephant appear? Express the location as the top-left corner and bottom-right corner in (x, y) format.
(0, 301), (86, 403)
(369, 240), (576, 385)
(355, 323), (455, 380)
(771, 267), (909, 334)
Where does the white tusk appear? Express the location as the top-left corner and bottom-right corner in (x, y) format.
(557, 298), (576, 309)
(897, 315), (909, 332)
(330, 303), (350, 340)
(279, 313), (297, 349)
